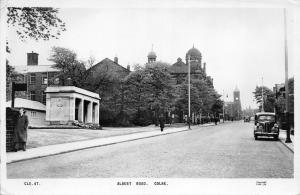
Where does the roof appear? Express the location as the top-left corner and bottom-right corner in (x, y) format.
(6, 98), (46, 111)
(13, 65), (60, 74)
(186, 46), (201, 57)
(169, 60), (187, 73)
(45, 86), (100, 100)
(88, 58), (130, 76)
(169, 60), (203, 74)
(147, 51), (157, 58)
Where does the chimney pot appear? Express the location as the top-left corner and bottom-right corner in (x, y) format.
(114, 57), (118, 64)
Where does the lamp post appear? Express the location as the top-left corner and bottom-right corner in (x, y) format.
(284, 8), (292, 143)
(261, 77), (264, 112)
(188, 55), (191, 130)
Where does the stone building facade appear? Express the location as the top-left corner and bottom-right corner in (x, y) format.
(45, 86), (100, 125)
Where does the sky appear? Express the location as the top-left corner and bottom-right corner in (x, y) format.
(7, 6), (298, 110)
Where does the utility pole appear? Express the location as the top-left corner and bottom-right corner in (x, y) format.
(284, 8), (292, 143)
(223, 90), (225, 123)
(261, 77), (264, 112)
(188, 55), (191, 130)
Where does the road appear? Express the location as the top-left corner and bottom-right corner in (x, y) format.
(7, 121), (293, 178)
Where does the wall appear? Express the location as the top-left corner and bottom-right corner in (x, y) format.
(26, 109), (46, 127)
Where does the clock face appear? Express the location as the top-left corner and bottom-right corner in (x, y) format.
(235, 97), (239, 100)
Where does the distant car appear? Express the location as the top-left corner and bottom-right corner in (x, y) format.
(244, 116), (250, 122)
(254, 112), (279, 140)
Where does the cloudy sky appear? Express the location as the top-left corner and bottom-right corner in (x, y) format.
(7, 4), (298, 109)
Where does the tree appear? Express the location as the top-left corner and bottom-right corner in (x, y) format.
(7, 7), (66, 41)
(175, 76), (221, 123)
(275, 77), (294, 113)
(253, 86), (275, 112)
(85, 55), (96, 69)
(123, 62), (174, 126)
(6, 7), (66, 99)
(48, 47), (86, 87)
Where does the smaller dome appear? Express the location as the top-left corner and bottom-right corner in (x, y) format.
(147, 51), (157, 58)
(186, 46), (201, 57)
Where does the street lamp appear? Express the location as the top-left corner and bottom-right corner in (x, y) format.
(222, 90), (225, 123)
(283, 8), (292, 143)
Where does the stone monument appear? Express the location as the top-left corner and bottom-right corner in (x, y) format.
(45, 86), (100, 125)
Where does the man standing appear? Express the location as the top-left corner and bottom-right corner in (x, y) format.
(14, 108), (29, 151)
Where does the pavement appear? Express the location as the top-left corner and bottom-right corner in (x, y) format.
(6, 122), (294, 164)
(278, 129), (294, 153)
(7, 123), (215, 164)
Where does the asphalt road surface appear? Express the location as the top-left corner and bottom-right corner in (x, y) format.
(7, 121), (293, 178)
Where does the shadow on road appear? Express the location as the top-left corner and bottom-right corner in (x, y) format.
(254, 137), (279, 142)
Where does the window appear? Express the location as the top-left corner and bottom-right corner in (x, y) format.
(29, 73), (36, 84)
(30, 91), (36, 101)
(42, 91), (46, 105)
(31, 111), (37, 117)
(42, 73), (48, 85)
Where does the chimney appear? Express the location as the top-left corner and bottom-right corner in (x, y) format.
(127, 65), (130, 71)
(114, 56), (118, 64)
(27, 52), (39, 66)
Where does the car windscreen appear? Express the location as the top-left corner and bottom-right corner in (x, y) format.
(257, 115), (275, 122)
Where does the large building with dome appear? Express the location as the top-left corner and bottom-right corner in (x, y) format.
(146, 45), (216, 122)
(147, 45), (214, 87)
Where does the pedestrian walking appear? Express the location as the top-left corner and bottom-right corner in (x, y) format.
(14, 108), (29, 152)
(214, 116), (218, 125)
(159, 114), (165, 132)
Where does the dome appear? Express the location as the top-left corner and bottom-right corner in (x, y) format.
(147, 51), (157, 58)
(186, 46), (201, 57)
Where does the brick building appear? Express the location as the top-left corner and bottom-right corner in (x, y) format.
(85, 57), (131, 125)
(9, 52), (60, 105)
(87, 57), (131, 79)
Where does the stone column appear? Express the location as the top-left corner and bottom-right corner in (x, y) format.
(78, 98), (84, 122)
(69, 96), (75, 122)
(95, 102), (99, 124)
(87, 100), (93, 123)
(92, 102), (96, 123)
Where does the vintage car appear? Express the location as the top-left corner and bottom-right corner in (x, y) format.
(254, 112), (279, 140)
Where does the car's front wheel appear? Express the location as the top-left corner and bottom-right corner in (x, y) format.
(274, 135), (279, 140)
(254, 135), (258, 140)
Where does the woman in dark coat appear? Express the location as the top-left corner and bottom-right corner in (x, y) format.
(14, 108), (29, 151)
(159, 114), (165, 132)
